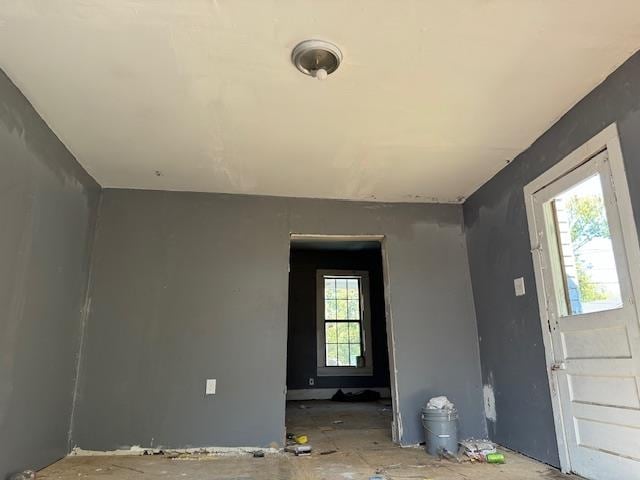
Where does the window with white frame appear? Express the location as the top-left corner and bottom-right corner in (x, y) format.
(316, 270), (373, 376)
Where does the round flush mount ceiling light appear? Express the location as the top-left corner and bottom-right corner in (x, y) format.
(292, 40), (342, 80)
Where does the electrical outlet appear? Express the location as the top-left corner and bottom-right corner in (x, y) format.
(205, 379), (217, 395)
(308, 377), (315, 386)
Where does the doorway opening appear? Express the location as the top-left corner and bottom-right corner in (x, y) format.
(285, 234), (398, 449)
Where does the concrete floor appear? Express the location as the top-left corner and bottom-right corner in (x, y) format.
(40, 400), (580, 480)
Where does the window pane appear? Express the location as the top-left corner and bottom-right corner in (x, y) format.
(325, 322), (337, 343)
(349, 343), (361, 366)
(336, 299), (348, 319)
(337, 344), (350, 366)
(551, 174), (622, 315)
(347, 279), (359, 300)
(326, 344), (338, 366)
(324, 279), (336, 299)
(325, 299), (337, 320)
(347, 300), (360, 320)
(335, 279), (348, 299)
(337, 323), (349, 343)
(348, 322), (361, 343)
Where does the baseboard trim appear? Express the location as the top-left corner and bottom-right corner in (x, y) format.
(286, 387), (391, 401)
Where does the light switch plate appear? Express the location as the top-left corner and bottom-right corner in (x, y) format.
(514, 277), (526, 296)
(205, 379), (217, 395)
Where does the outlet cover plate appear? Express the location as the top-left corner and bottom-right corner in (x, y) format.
(206, 379), (217, 395)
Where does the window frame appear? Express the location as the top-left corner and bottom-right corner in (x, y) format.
(535, 153), (626, 318)
(316, 269), (373, 376)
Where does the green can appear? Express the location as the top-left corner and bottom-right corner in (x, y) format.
(486, 452), (505, 464)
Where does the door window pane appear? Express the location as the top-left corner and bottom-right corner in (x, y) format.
(550, 174), (622, 315)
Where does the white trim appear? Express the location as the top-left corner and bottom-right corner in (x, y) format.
(316, 269), (373, 376)
(523, 123), (640, 474)
(286, 387), (391, 401)
(380, 237), (402, 443)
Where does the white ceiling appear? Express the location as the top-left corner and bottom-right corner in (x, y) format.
(2, 1), (640, 203)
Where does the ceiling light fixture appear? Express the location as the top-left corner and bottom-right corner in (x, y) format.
(292, 40), (342, 80)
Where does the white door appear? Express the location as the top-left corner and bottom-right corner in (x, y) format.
(530, 150), (640, 479)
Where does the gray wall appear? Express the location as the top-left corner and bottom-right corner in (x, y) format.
(0, 69), (100, 475)
(464, 50), (640, 466)
(72, 189), (486, 450)
(286, 248), (390, 391)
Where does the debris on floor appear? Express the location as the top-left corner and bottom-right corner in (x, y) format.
(6, 470), (36, 480)
(331, 389), (381, 402)
(437, 447), (461, 463)
(285, 431), (312, 456)
(485, 452), (505, 464)
(155, 446), (281, 461)
(460, 439), (505, 463)
(71, 445), (278, 459)
(286, 432), (309, 444)
(142, 449), (165, 456)
(285, 445), (312, 456)
(319, 449), (337, 455)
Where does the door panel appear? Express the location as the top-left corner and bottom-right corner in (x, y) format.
(568, 373), (639, 408)
(561, 325), (631, 359)
(532, 150), (640, 479)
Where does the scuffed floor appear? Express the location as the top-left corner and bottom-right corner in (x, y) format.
(40, 400), (581, 479)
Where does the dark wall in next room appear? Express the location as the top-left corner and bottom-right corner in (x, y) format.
(287, 248), (390, 391)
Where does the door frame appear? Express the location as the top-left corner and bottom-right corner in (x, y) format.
(523, 123), (640, 473)
(286, 233), (402, 443)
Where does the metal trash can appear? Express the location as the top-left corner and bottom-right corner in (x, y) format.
(421, 407), (458, 456)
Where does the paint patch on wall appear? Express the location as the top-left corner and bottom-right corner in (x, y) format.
(483, 383), (496, 422)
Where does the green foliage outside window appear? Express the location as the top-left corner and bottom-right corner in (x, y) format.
(566, 194), (610, 302)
